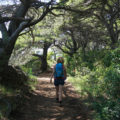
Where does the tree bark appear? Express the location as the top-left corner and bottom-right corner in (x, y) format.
(0, 0), (90, 75)
(0, 3), (29, 75)
(40, 42), (51, 72)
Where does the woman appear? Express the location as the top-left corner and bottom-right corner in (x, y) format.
(50, 57), (67, 106)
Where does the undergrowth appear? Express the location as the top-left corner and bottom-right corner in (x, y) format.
(67, 47), (120, 120)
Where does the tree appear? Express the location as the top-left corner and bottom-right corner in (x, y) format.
(30, 13), (55, 72)
(54, 12), (107, 57)
(0, 0), (51, 74)
(0, 0), (93, 75)
(88, 0), (120, 48)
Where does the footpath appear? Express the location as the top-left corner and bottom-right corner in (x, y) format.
(12, 72), (93, 120)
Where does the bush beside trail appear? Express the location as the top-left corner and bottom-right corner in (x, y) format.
(67, 47), (120, 120)
(0, 65), (37, 119)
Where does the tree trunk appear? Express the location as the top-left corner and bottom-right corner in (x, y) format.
(109, 31), (118, 49)
(0, 50), (9, 75)
(0, 4), (29, 75)
(0, 22), (28, 76)
(40, 42), (51, 72)
(106, 21), (118, 49)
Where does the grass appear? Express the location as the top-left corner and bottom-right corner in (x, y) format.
(68, 76), (87, 96)
(0, 56), (40, 119)
(28, 74), (38, 90)
(0, 70), (38, 119)
(0, 85), (17, 96)
(0, 85), (15, 119)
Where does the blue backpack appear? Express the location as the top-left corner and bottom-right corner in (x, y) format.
(54, 63), (64, 78)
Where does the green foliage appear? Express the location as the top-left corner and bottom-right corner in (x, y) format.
(102, 51), (112, 67)
(20, 56), (39, 89)
(104, 64), (120, 99)
(103, 48), (120, 67)
(59, 0), (69, 6)
(0, 112), (3, 119)
(0, 85), (20, 119)
(0, 85), (15, 96)
(65, 55), (76, 76)
(67, 47), (120, 120)
(47, 51), (56, 67)
(65, 49), (105, 77)
(0, 98), (10, 119)
(21, 56), (41, 75)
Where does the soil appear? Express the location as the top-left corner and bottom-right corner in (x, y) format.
(11, 72), (93, 120)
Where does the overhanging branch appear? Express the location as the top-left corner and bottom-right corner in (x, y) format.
(5, 21), (28, 53)
(26, 4), (93, 27)
(50, 11), (64, 16)
(0, 17), (32, 23)
(51, 6), (93, 16)
(27, 7), (50, 26)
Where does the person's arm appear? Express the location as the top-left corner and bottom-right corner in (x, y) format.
(50, 72), (54, 83)
(50, 65), (55, 83)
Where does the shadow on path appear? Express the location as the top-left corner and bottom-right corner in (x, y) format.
(11, 73), (93, 120)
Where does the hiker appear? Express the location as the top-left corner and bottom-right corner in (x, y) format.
(50, 57), (67, 106)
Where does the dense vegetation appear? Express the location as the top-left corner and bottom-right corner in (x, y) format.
(68, 48), (120, 120)
(0, 0), (120, 120)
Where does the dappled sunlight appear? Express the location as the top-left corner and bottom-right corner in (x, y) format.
(11, 73), (92, 120)
(0, 0), (119, 119)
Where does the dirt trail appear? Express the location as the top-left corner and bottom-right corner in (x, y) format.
(12, 72), (92, 120)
